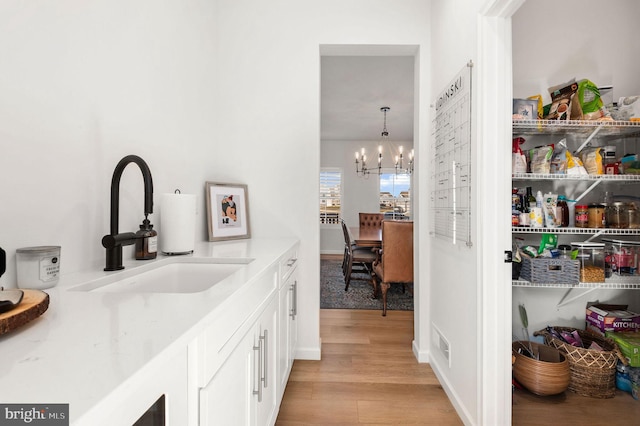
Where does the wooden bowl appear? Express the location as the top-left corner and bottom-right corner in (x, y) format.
(512, 341), (570, 396)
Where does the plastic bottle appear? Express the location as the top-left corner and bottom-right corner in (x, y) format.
(534, 190), (545, 227)
(135, 218), (158, 260)
(535, 190), (543, 209)
(557, 195), (570, 227)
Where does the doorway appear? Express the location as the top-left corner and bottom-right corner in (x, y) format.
(319, 45), (418, 316)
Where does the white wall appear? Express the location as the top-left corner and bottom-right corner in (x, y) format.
(428, 1), (491, 423)
(320, 139), (413, 254)
(212, 0), (431, 360)
(0, 0), (218, 278)
(0, 0), (433, 371)
(511, 0), (640, 338)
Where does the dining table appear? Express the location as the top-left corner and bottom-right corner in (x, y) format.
(349, 226), (382, 248)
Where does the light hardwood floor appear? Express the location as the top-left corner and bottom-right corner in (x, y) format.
(275, 309), (463, 425)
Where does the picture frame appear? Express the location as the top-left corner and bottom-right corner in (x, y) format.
(205, 182), (251, 241)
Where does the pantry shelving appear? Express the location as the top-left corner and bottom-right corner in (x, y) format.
(512, 119), (640, 290)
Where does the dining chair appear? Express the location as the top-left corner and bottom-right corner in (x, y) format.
(371, 220), (414, 316)
(341, 219), (377, 291)
(359, 212), (384, 231)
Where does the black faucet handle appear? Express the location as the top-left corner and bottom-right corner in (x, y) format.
(102, 232), (138, 249)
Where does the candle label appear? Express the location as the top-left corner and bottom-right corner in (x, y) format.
(40, 255), (60, 282)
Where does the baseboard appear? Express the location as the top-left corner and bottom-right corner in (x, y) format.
(321, 250), (343, 256)
(430, 356), (475, 425)
(293, 343), (322, 361)
(412, 340), (430, 363)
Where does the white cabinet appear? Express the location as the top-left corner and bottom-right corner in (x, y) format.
(199, 292), (279, 426)
(277, 247), (298, 402)
(194, 244), (300, 426)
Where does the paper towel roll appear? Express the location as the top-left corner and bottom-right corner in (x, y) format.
(161, 192), (196, 255)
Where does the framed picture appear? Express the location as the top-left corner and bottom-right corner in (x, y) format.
(205, 182), (251, 241)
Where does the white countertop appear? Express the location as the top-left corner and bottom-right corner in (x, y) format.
(0, 238), (298, 424)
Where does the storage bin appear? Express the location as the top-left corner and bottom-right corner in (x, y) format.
(603, 238), (640, 277)
(571, 242), (605, 283)
(534, 326), (626, 398)
(519, 257), (579, 284)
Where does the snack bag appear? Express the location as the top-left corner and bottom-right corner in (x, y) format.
(565, 150), (588, 175)
(550, 141), (568, 174)
(529, 145), (554, 174)
(580, 147), (604, 175)
(577, 79), (607, 120)
(547, 81), (580, 120)
(537, 233), (558, 255)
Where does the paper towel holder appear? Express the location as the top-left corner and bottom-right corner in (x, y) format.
(161, 189), (196, 255)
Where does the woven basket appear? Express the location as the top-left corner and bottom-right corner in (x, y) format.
(520, 258), (580, 284)
(534, 327), (626, 398)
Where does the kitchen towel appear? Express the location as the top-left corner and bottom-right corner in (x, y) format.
(161, 192), (196, 255)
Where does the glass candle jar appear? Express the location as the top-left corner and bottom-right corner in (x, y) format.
(16, 246), (61, 290)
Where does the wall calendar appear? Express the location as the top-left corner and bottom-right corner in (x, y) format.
(430, 61), (473, 246)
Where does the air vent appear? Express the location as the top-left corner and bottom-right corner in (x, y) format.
(433, 325), (451, 368)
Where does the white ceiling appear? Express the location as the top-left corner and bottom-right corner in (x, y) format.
(320, 56), (415, 142)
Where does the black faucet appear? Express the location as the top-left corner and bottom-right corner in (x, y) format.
(101, 155), (154, 271)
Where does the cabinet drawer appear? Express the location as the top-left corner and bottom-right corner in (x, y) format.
(279, 245), (299, 286)
(197, 266), (278, 387)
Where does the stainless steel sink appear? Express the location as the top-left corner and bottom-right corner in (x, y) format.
(70, 258), (254, 294)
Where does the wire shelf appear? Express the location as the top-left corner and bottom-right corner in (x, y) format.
(512, 227), (640, 235)
(513, 279), (640, 289)
(513, 119), (640, 137)
(512, 173), (640, 181)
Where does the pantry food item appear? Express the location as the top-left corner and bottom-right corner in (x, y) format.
(572, 242), (605, 283)
(576, 79), (607, 120)
(529, 145), (554, 174)
(547, 81), (580, 120)
(618, 96), (640, 121)
(580, 147), (604, 175)
(513, 99), (538, 120)
(575, 205), (589, 228)
(587, 203), (606, 228)
(527, 94), (544, 119)
(512, 137), (527, 173)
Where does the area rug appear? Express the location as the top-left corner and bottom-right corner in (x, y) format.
(320, 259), (413, 311)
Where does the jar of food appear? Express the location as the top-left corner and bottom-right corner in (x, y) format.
(628, 202), (640, 229)
(587, 203), (606, 228)
(571, 242), (605, 283)
(606, 202), (629, 229)
(575, 204), (589, 228)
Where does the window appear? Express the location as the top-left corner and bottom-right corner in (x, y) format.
(320, 169), (342, 224)
(379, 173), (411, 219)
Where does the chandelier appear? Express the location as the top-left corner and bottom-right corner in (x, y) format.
(354, 106), (414, 176)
